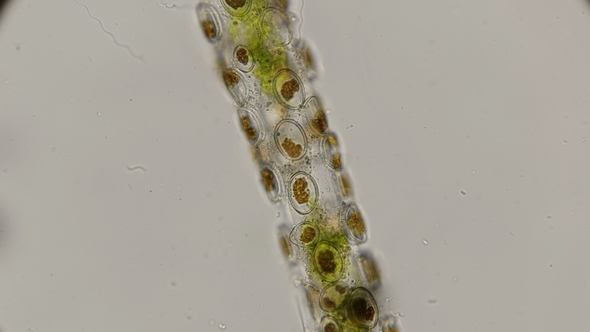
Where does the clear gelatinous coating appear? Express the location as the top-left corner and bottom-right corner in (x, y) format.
(196, 0), (402, 331)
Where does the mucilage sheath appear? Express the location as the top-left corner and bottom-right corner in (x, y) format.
(196, 0), (402, 331)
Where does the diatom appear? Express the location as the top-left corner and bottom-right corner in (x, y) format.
(196, 0), (403, 331)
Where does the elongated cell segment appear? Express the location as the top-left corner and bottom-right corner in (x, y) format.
(196, 0), (402, 331)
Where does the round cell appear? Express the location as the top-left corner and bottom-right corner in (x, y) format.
(320, 315), (342, 332)
(222, 69), (249, 106)
(260, 8), (292, 46)
(289, 221), (320, 248)
(322, 132), (342, 170)
(237, 108), (262, 145)
(220, 0), (251, 16)
(260, 166), (282, 202)
(319, 282), (350, 312)
(274, 119), (307, 160)
(288, 172), (318, 215)
(340, 203), (367, 244)
(312, 242), (344, 282)
(304, 96), (328, 135)
(345, 287), (379, 329)
(272, 69), (305, 109)
(233, 45), (255, 73)
(196, 3), (223, 42)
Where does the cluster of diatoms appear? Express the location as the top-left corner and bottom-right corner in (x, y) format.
(196, 0), (401, 331)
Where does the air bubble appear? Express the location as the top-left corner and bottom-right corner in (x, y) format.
(274, 119), (307, 160)
(260, 8), (293, 46)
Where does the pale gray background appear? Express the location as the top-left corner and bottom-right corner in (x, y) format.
(1, 0), (589, 331)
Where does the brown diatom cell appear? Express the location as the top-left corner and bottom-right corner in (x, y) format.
(289, 172), (318, 214)
(223, 70), (240, 87)
(222, 69), (249, 106)
(304, 96), (328, 135)
(234, 45), (255, 73)
(275, 119), (307, 160)
(289, 221), (320, 247)
(346, 287), (379, 329)
(322, 132), (343, 170)
(319, 282), (350, 312)
(341, 203), (367, 244)
(273, 69), (305, 109)
(313, 242), (344, 282)
(241, 117), (256, 140)
(260, 167), (281, 202)
(277, 223), (296, 264)
(292, 177), (309, 204)
(196, 3), (222, 42)
(357, 251), (382, 291)
(237, 108), (261, 145)
(281, 79), (299, 101)
(338, 172), (353, 198)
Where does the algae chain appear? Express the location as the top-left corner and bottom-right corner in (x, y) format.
(196, 0), (401, 331)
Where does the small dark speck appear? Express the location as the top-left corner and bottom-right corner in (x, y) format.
(460, 190), (467, 196)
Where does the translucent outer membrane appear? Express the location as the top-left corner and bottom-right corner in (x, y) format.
(196, 1), (402, 331)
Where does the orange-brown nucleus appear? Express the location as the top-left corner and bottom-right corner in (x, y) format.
(317, 249), (336, 274)
(300, 225), (316, 244)
(281, 137), (303, 159)
(261, 168), (275, 192)
(351, 297), (376, 325)
(236, 47), (249, 65)
(292, 177), (309, 204)
(223, 70), (240, 87)
(280, 78), (300, 101)
(224, 0), (246, 10)
(240, 116), (257, 140)
(347, 209), (366, 235)
(312, 110), (327, 134)
(201, 20), (216, 40)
